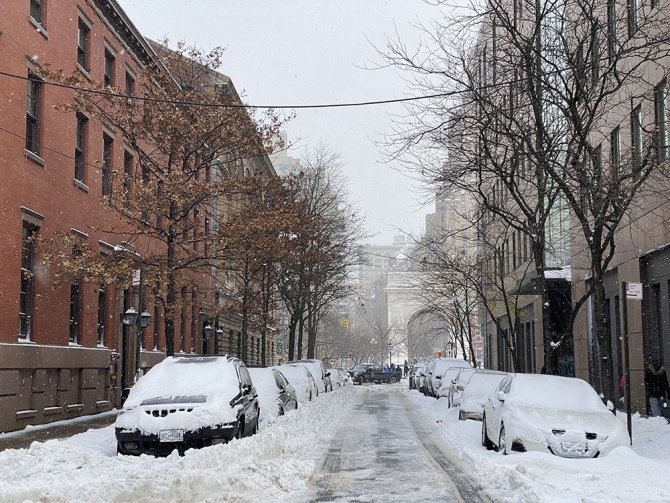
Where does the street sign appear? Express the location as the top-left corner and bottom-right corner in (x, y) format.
(626, 282), (643, 300)
(131, 269), (141, 286)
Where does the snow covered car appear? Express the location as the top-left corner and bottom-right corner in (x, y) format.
(291, 359), (332, 393)
(436, 367), (466, 400)
(424, 358), (472, 398)
(115, 355), (260, 456)
(482, 374), (629, 457)
(457, 370), (509, 420)
(249, 367), (298, 428)
(446, 368), (477, 408)
(329, 368), (352, 387)
(277, 364), (319, 402)
(409, 363), (426, 390)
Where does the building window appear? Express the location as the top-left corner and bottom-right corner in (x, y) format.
(97, 284), (106, 346)
(75, 112), (87, 182)
(19, 222), (38, 340)
(69, 280), (81, 344)
(77, 18), (90, 72)
(631, 104), (642, 176)
(104, 49), (115, 87)
(125, 70), (135, 97)
(610, 126), (620, 178)
(123, 150), (133, 207)
(607, 0), (616, 62)
(656, 80), (668, 162)
(30, 0), (44, 25)
(25, 72), (42, 155)
(102, 133), (113, 196)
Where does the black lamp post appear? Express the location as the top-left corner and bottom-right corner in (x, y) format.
(215, 328), (224, 354)
(388, 342), (393, 368)
(122, 306), (151, 382)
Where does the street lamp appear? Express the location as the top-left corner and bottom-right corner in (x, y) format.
(447, 340), (454, 358)
(122, 306), (151, 383)
(388, 342), (393, 368)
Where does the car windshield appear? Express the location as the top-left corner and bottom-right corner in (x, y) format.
(124, 357), (241, 408)
(352, 364), (370, 371)
(510, 375), (606, 412)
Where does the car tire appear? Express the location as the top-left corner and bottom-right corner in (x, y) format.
(279, 405), (285, 416)
(389, 377), (397, 384)
(358, 377), (364, 386)
(482, 416), (495, 450)
(498, 424), (507, 455)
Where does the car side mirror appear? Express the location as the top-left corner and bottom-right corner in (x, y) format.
(242, 384), (252, 394)
(325, 372), (331, 377)
(457, 384), (465, 391)
(435, 374), (443, 380)
(496, 391), (507, 401)
(607, 400), (614, 411)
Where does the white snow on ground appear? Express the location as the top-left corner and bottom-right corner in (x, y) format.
(4, 384), (670, 502)
(0, 388), (355, 503)
(406, 388), (670, 502)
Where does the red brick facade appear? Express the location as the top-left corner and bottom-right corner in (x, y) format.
(0, 0), (209, 432)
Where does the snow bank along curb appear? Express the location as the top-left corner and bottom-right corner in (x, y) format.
(0, 387), (355, 503)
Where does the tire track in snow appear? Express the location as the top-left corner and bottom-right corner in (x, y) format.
(312, 385), (489, 502)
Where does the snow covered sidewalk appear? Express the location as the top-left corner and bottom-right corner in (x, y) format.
(405, 388), (670, 502)
(0, 388), (356, 503)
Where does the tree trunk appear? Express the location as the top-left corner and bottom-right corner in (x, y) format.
(297, 317), (304, 360)
(592, 258), (614, 405)
(165, 230), (176, 357)
(288, 314), (298, 361)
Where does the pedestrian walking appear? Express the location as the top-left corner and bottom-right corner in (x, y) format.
(403, 361), (409, 378)
(644, 360), (670, 417)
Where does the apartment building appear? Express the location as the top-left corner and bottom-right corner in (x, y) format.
(0, 0), (278, 433)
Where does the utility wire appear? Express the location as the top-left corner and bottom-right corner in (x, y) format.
(0, 69), (458, 110)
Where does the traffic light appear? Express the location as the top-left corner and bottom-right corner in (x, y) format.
(342, 319), (349, 330)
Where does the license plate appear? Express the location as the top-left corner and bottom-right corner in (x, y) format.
(159, 429), (184, 443)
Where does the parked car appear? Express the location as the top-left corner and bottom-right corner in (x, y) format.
(482, 374), (629, 457)
(424, 358), (472, 397)
(291, 359), (332, 393)
(349, 363), (376, 384)
(446, 368), (478, 407)
(329, 368), (352, 387)
(436, 367), (466, 400)
(115, 355), (260, 456)
(248, 367), (298, 428)
(457, 370), (509, 420)
(277, 364), (319, 403)
(408, 363), (426, 390)
(355, 364), (401, 384)
(338, 368), (353, 385)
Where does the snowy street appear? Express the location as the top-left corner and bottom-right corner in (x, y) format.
(3, 384), (670, 502)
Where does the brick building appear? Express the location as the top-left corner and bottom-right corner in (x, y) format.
(0, 0), (277, 433)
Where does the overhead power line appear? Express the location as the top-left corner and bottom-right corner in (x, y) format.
(0, 69), (457, 110)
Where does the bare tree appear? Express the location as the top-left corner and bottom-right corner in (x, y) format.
(381, 0), (670, 402)
(41, 42), (284, 356)
(278, 145), (366, 360)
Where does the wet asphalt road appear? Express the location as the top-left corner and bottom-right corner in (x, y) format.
(312, 386), (490, 503)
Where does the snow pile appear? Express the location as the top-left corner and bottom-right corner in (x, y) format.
(0, 387), (355, 503)
(407, 388), (670, 502)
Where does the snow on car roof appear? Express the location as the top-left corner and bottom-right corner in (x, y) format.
(433, 358), (472, 373)
(124, 356), (241, 408)
(510, 374), (606, 411)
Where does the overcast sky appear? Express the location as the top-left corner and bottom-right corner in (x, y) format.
(117, 0), (444, 245)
